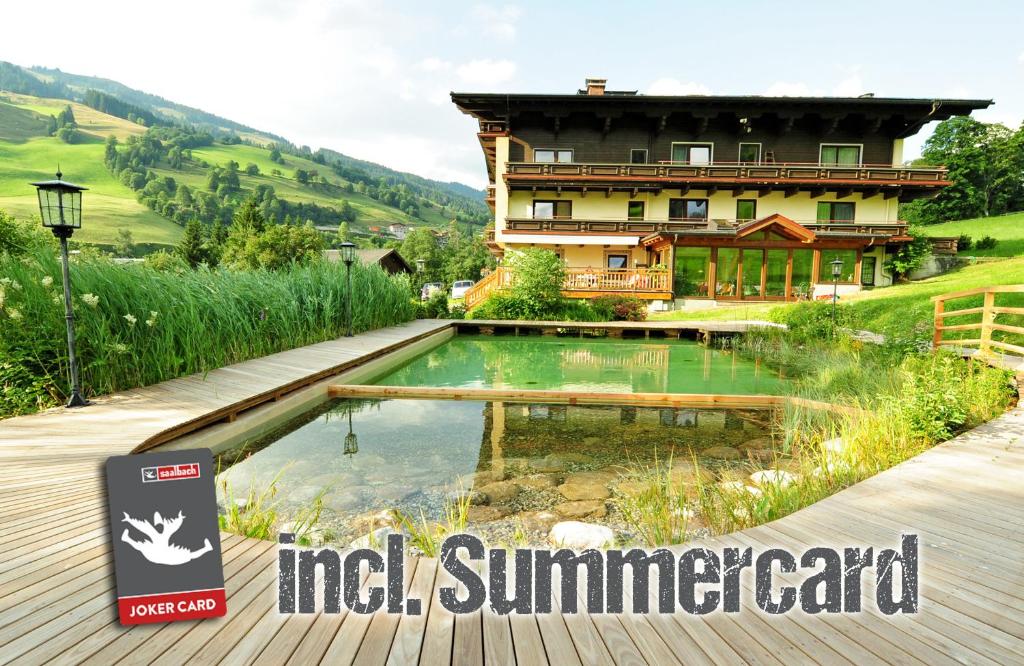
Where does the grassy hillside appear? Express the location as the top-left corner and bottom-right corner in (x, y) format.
(653, 257), (1024, 340)
(0, 91), (475, 251)
(0, 94), (183, 247)
(921, 212), (1024, 257)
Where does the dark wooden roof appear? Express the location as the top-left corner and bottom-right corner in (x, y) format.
(451, 92), (992, 139)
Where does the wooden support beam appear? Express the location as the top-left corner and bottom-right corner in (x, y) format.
(657, 114), (668, 135)
(835, 188), (854, 199)
(695, 116), (709, 136)
(556, 185), (562, 197)
(679, 185), (691, 196)
(809, 188), (826, 199)
(757, 188), (772, 198)
(784, 187), (799, 198)
(861, 187), (880, 199)
(883, 189), (900, 200)
(732, 187), (746, 197)
(824, 116), (840, 135)
(581, 186), (587, 198)
(605, 188), (612, 198)
(706, 186), (718, 196)
(602, 116), (612, 136)
(631, 187), (639, 198)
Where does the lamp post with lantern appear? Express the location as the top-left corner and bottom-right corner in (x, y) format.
(830, 257), (844, 327)
(31, 170), (89, 408)
(339, 241), (356, 337)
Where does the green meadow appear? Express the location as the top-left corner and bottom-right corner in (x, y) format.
(0, 92), (461, 252)
(922, 211), (1024, 257)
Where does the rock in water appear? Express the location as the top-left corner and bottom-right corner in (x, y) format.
(702, 446), (741, 461)
(475, 481), (520, 505)
(552, 500), (608, 519)
(548, 521), (614, 550)
(557, 480), (611, 501)
(749, 469), (798, 488)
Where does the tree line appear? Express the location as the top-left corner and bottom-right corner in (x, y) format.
(903, 116), (1024, 225)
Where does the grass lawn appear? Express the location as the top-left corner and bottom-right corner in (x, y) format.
(652, 257), (1024, 340)
(0, 136), (184, 247)
(922, 212), (1024, 257)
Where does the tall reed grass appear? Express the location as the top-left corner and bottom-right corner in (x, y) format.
(0, 248), (416, 416)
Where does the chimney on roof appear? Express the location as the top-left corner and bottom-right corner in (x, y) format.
(585, 78), (607, 96)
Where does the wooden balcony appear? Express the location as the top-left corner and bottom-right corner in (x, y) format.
(503, 217), (909, 238)
(463, 266), (672, 310)
(504, 161), (949, 199)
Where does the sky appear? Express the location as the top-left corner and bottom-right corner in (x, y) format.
(3, 0), (1022, 189)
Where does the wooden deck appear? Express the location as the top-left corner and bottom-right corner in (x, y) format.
(2, 319), (1023, 664)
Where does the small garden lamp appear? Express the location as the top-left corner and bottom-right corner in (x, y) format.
(344, 408), (359, 458)
(830, 257), (844, 325)
(31, 170), (89, 408)
(339, 241), (356, 337)
(415, 258), (426, 273)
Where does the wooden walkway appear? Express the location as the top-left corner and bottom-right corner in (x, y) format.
(1, 319), (1023, 664)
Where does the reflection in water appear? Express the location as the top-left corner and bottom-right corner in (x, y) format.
(371, 334), (786, 395)
(218, 397), (776, 547)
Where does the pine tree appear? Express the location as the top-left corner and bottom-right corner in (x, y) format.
(177, 219), (207, 267)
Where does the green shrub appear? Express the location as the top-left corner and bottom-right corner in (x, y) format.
(591, 295), (648, 321)
(416, 290), (450, 319)
(0, 248), (416, 417)
(976, 236), (998, 250)
(956, 234), (973, 252)
(505, 249), (565, 318)
(469, 292), (602, 322)
(885, 226), (931, 279)
(769, 300), (852, 341)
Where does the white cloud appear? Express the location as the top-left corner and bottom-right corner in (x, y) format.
(763, 71), (865, 97)
(417, 57), (451, 73)
(456, 59), (517, 87)
(831, 71), (865, 97)
(1018, 51), (1024, 64)
(646, 78), (711, 96)
(472, 5), (522, 41)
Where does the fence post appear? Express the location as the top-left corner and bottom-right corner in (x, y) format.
(932, 298), (944, 350)
(980, 290), (995, 355)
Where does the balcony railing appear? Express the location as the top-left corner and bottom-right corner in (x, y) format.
(503, 217), (909, 238)
(504, 161), (948, 186)
(462, 266), (672, 310)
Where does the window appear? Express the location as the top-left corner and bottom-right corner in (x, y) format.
(669, 198), (709, 221)
(820, 249), (858, 283)
(736, 199), (757, 221)
(819, 144), (861, 166)
(861, 256), (877, 286)
(533, 200), (572, 219)
(671, 143), (713, 165)
(630, 149), (648, 164)
(816, 202), (855, 223)
(534, 149), (573, 163)
(627, 200), (645, 220)
(606, 253), (629, 269)
(738, 143), (761, 164)
(673, 247), (711, 297)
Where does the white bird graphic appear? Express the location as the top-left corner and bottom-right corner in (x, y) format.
(121, 510), (213, 566)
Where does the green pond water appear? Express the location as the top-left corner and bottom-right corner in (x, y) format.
(219, 397), (776, 548)
(369, 334), (786, 395)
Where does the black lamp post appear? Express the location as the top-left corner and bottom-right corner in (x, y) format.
(344, 407), (359, 458)
(830, 257), (844, 325)
(339, 241), (356, 337)
(31, 170), (89, 408)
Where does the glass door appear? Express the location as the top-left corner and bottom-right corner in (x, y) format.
(740, 249), (763, 299)
(765, 249), (789, 298)
(716, 249), (739, 298)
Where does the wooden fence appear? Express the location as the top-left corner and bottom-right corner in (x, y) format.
(932, 285), (1024, 356)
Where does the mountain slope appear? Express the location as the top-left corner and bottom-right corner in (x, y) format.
(0, 61), (489, 251)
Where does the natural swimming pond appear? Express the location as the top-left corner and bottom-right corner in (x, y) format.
(372, 334), (787, 395)
(218, 400), (784, 548)
(216, 335), (793, 549)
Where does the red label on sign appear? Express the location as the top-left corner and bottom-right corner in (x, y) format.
(117, 588), (226, 625)
(141, 463), (201, 483)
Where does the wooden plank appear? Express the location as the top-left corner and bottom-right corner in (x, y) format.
(328, 384), (785, 410)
